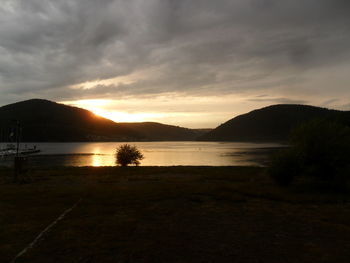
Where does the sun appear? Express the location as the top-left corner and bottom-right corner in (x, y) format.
(91, 108), (151, 122)
(60, 99), (161, 123)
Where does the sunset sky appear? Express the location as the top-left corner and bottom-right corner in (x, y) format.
(1, 0), (350, 128)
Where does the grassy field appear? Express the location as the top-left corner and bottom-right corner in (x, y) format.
(1, 166), (350, 263)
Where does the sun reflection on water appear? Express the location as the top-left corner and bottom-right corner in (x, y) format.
(92, 147), (102, 167)
(92, 154), (102, 167)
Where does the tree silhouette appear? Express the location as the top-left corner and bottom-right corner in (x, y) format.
(116, 144), (144, 167)
(269, 119), (350, 188)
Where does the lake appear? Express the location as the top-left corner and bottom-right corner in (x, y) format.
(0, 141), (284, 167)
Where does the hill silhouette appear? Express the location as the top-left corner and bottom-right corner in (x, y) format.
(0, 99), (199, 142)
(199, 104), (350, 142)
(118, 122), (199, 141)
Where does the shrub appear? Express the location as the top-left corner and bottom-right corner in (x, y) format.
(269, 119), (350, 188)
(116, 144), (144, 167)
(268, 149), (300, 186)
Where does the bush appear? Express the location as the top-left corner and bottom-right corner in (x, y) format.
(116, 144), (144, 167)
(268, 149), (300, 186)
(269, 119), (350, 188)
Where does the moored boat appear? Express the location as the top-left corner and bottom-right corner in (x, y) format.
(0, 145), (41, 157)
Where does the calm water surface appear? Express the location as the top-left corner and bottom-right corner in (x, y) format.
(0, 141), (284, 167)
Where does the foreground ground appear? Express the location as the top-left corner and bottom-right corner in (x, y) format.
(1, 166), (350, 263)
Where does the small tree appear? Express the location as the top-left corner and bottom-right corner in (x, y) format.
(116, 144), (144, 167)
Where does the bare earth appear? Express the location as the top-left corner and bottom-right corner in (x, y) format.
(1, 166), (350, 263)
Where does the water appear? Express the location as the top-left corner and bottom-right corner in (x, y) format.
(0, 141), (285, 167)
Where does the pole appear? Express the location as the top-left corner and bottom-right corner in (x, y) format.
(16, 120), (20, 157)
(14, 120), (21, 183)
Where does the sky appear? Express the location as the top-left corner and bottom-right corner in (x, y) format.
(0, 0), (350, 128)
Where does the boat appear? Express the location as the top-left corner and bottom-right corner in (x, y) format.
(0, 144), (40, 157)
(0, 149), (16, 157)
(0, 124), (41, 158)
(0, 144), (16, 157)
(20, 147), (41, 155)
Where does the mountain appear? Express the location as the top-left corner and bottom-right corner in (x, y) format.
(0, 99), (198, 142)
(118, 122), (198, 141)
(199, 104), (350, 142)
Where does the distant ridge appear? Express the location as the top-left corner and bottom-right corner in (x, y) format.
(199, 104), (350, 142)
(118, 122), (198, 141)
(0, 99), (199, 142)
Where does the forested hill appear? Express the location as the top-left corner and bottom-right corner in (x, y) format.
(0, 99), (198, 142)
(199, 104), (350, 142)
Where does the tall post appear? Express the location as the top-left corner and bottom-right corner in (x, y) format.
(14, 120), (21, 183)
(0, 128), (2, 150)
(16, 120), (20, 157)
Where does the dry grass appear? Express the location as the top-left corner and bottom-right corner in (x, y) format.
(1, 166), (350, 263)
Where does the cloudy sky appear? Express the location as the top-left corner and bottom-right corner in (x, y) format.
(1, 0), (350, 128)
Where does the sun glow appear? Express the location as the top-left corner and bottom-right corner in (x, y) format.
(61, 99), (163, 123)
(92, 108), (161, 122)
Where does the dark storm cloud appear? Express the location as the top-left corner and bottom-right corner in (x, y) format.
(1, 0), (350, 105)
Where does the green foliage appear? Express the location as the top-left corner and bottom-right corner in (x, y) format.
(269, 119), (350, 188)
(116, 144), (144, 167)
